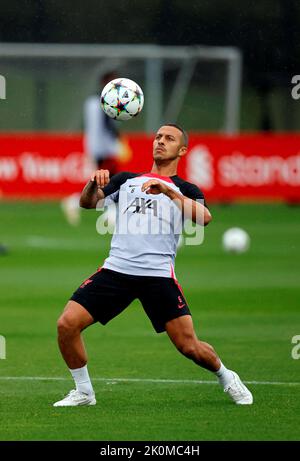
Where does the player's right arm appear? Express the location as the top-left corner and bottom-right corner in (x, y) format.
(79, 169), (110, 209)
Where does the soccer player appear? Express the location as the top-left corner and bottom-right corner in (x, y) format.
(83, 71), (120, 174)
(61, 71), (120, 226)
(54, 124), (253, 407)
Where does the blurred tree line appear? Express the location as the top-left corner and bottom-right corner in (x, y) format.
(1, 0), (299, 78)
(1, 0), (299, 130)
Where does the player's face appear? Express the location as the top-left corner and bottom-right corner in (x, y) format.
(153, 126), (187, 161)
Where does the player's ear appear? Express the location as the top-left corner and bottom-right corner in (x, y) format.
(178, 146), (187, 157)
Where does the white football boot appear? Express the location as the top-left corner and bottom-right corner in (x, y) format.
(53, 389), (96, 407)
(224, 371), (253, 405)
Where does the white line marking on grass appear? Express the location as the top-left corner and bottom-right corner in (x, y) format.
(26, 236), (99, 250)
(0, 377), (299, 386)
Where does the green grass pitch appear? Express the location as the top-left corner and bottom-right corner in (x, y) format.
(0, 201), (299, 441)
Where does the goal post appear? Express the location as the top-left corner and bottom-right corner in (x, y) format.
(0, 43), (242, 134)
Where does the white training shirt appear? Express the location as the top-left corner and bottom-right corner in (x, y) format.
(100, 172), (207, 278)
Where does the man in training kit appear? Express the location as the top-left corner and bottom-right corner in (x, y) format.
(54, 124), (253, 407)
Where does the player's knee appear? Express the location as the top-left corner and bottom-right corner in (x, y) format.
(177, 338), (197, 359)
(57, 314), (79, 337)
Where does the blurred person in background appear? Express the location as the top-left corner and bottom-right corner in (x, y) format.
(61, 72), (120, 226)
(0, 243), (8, 255)
(84, 71), (120, 174)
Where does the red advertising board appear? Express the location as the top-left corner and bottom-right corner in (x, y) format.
(0, 133), (300, 201)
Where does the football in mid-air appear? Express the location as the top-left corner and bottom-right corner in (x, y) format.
(222, 227), (250, 253)
(101, 78), (144, 121)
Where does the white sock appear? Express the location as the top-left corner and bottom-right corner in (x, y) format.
(214, 362), (234, 388)
(69, 365), (94, 396)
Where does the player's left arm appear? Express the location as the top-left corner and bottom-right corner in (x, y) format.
(141, 179), (212, 226)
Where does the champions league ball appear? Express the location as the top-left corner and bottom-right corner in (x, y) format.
(101, 78), (144, 121)
(222, 227), (250, 253)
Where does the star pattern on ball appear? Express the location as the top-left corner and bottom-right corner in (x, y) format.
(101, 78), (144, 121)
